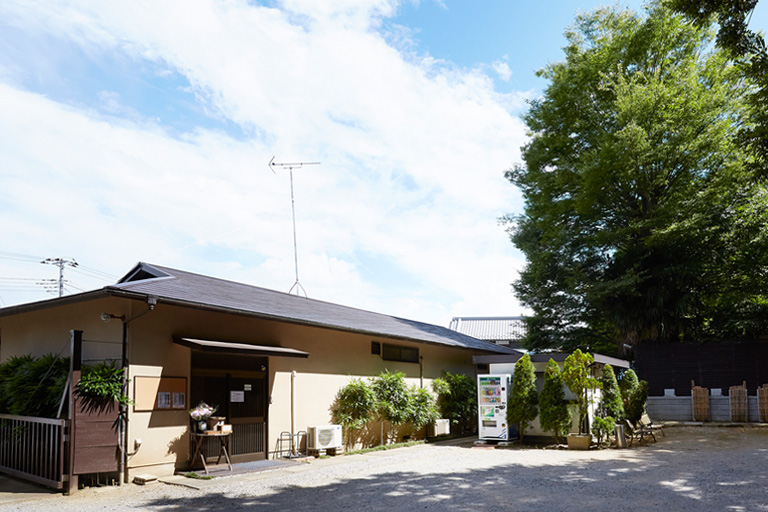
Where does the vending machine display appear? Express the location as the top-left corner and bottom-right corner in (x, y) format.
(477, 374), (511, 441)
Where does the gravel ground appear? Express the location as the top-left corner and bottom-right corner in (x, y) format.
(4, 427), (768, 511)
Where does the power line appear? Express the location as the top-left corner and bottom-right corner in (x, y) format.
(70, 267), (116, 283)
(76, 265), (118, 280)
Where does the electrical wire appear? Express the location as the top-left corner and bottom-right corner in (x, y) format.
(0, 251), (45, 262)
(75, 264), (118, 280)
(70, 267), (117, 282)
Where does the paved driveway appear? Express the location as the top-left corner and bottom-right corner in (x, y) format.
(4, 427), (768, 511)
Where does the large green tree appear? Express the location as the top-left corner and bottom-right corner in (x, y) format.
(506, 2), (768, 352)
(665, 0), (768, 185)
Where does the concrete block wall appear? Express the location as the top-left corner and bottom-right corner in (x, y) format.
(647, 395), (763, 422)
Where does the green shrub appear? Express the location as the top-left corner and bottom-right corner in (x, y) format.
(371, 370), (413, 425)
(78, 361), (134, 407)
(591, 416), (615, 445)
(408, 386), (439, 428)
(333, 371), (439, 446)
(598, 364), (624, 421)
(432, 371), (477, 434)
(331, 378), (377, 430)
(625, 380), (650, 423)
(618, 369), (639, 413)
(0, 354), (68, 418)
(507, 354), (538, 440)
(538, 359), (572, 444)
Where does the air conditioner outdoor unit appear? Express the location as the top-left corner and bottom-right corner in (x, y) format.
(429, 418), (450, 437)
(307, 425), (342, 450)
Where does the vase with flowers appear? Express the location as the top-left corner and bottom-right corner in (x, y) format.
(189, 402), (218, 433)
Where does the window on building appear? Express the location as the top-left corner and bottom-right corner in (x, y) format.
(381, 343), (419, 363)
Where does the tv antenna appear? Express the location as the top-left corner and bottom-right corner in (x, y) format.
(269, 157), (320, 297)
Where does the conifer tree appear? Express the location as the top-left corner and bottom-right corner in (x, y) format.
(507, 354), (538, 440)
(598, 364), (624, 421)
(538, 359), (572, 444)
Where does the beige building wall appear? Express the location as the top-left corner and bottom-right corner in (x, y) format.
(1, 297), (483, 478)
(0, 297), (129, 362)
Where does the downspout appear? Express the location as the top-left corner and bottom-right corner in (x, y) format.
(117, 297), (157, 485)
(290, 370), (296, 456)
(419, 355), (424, 388)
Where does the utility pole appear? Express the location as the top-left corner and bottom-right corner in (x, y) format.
(41, 258), (78, 297)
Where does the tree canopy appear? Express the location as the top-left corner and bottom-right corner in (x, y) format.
(506, 1), (768, 353)
(665, 0), (768, 178)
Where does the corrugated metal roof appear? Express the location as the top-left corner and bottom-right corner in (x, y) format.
(103, 263), (515, 355)
(448, 316), (528, 342)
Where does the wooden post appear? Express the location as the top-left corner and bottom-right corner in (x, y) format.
(65, 330), (82, 494)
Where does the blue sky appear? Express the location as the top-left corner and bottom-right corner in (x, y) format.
(0, 0), (766, 325)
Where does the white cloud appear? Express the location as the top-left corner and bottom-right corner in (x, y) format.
(0, 0), (528, 325)
(492, 60), (512, 81)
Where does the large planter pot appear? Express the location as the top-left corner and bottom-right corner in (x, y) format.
(566, 434), (592, 450)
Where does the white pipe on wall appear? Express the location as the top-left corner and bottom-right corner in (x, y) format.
(291, 370), (296, 455)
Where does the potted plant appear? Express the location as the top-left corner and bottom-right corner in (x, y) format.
(189, 402), (218, 433)
(561, 349), (601, 450)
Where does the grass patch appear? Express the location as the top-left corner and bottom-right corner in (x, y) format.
(183, 471), (215, 480)
(344, 440), (425, 456)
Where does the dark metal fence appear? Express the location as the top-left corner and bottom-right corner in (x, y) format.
(634, 340), (768, 396)
(0, 414), (68, 489)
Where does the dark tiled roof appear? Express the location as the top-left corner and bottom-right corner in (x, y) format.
(108, 263), (515, 355)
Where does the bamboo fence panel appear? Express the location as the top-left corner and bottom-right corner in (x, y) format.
(758, 385), (768, 423)
(730, 381), (748, 422)
(692, 381), (710, 421)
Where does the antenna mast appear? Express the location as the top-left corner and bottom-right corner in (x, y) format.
(268, 157), (320, 297)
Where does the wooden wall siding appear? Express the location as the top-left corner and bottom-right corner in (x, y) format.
(634, 341), (768, 396)
(0, 414), (67, 489)
(69, 332), (119, 478)
(72, 396), (119, 475)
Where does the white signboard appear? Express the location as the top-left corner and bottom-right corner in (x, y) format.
(230, 391), (245, 403)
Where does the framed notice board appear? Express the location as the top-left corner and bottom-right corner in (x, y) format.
(134, 376), (187, 412)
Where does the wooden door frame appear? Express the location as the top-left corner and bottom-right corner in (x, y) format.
(190, 364), (269, 462)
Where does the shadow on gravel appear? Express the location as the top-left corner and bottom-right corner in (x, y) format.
(144, 435), (768, 512)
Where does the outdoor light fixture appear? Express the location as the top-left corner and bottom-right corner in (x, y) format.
(100, 312), (125, 323)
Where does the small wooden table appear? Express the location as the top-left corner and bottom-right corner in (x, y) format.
(190, 431), (233, 474)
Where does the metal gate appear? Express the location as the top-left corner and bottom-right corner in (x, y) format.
(0, 414), (67, 489)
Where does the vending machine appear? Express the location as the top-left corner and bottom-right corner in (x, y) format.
(477, 374), (512, 441)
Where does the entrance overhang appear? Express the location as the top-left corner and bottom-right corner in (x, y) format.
(173, 337), (309, 358)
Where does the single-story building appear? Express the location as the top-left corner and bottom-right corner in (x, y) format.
(0, 262), (515, 482)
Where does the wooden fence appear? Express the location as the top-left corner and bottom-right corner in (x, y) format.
(0, 414), (68, 489)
